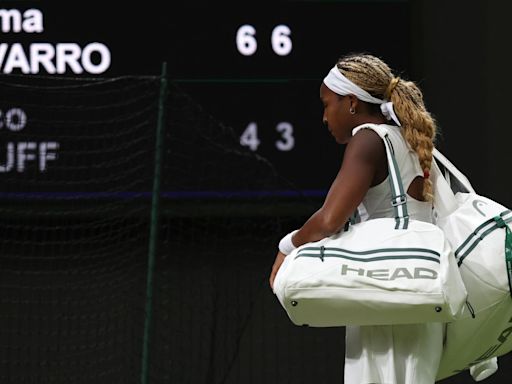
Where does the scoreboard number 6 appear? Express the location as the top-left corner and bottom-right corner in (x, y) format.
(271, 25), (292, 56)
(236, 24), (292, 56)
(240, 122), (295, 152)
(236, 25), (258, 56)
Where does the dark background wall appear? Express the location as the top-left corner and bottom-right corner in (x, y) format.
(411, 0), (512, 207)
(1, 1), (512, 383)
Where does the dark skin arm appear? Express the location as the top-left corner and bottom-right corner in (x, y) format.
(269, 128), (387, 289)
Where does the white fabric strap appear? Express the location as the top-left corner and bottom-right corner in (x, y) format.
(278, 230), (298, 255)
(323, 65), (402, 127)
(352, 124), (410, 229)
(433, 148), (475, 193)
(380, 101), (402, 128)
(382, 134), (409, 229)
(431, 158), (459, 219)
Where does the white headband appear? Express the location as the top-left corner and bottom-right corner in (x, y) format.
(323, 65), (402, 127)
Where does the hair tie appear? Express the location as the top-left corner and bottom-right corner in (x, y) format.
(423, 168), (430, 179)
(384, 77), (400, 100)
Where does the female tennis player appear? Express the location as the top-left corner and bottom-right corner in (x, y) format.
(269, 53), (442, 384)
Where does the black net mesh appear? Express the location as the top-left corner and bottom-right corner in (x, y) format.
(0, 74), (158, 383)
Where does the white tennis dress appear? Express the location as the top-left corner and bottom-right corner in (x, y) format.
(344, 124), (444, 384)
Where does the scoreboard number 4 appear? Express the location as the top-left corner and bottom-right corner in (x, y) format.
(240, 122), (295, 152)
(236, 24), (292, 56)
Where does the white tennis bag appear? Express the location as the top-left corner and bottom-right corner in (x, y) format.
(432, 150), (512, 381)
(273, 128), (467, 327)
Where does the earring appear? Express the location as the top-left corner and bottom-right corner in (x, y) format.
(349, 107), (355, 115)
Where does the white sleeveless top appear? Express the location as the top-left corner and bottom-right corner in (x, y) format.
(345, 124), (441, 384)
(352, 124), (433, 223)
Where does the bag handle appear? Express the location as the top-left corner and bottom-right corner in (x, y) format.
(433, 148), (475, 193)
(352, 124), (410, 229)
(431, 157), (459, 218)
(382, 134), (410, 229)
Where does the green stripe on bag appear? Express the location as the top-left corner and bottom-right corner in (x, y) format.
(494, 216), (512, 298)
(295, 253), (440, 264)
(456, 212), (512, 266)
(298, 246), (440, 257)
(505, 226), (512, 298)
(455, 210), (511, 258)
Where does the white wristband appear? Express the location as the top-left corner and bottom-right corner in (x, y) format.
(278, 230), (298, 255)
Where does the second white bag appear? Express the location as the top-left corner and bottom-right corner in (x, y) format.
(432, 151), (512, 380)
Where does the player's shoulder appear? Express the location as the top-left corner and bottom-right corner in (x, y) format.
(345, 125), (386, 164)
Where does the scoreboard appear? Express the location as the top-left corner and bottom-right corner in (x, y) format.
(165, 2), (411, 196)
(1, 1), (411, 199)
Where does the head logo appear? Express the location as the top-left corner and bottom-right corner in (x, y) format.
(472, 199), (488, 217)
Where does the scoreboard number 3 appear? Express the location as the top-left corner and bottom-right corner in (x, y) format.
(236, 24), (292, 56)
(275, 122), (294, 151)
(240, 122), (295, 152)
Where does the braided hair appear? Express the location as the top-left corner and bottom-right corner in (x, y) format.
(336, 53), (437, 200)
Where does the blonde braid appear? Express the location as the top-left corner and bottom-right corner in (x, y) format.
(336, 53), (437, 201)
(391, 81), (436, 200)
